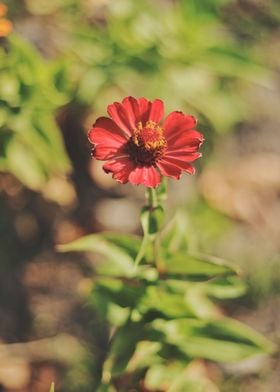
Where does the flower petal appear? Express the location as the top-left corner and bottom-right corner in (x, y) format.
(163, 111), (197, 141)
(148, 99), (164, 123)
(137, 97), (152, 124)
(160, 156), (195, 175)
(93, 145), (127, 160)
(89, 117), (127, 144)
(165, 151), (202, 162)
(107, 102), (134, 136)
(128, 165), (161, 188)
(122, 97), (164, 125)
(167, 129), (204, 148)
(156, 160), (182, 179)
(89, 117), (128, 160)
(107, 97), (165, 136)
(103, 156), (136, 184)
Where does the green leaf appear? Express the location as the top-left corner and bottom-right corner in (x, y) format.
(106, 320), (146, 376)
(102, 233), (142, 260)
(205, 277), (247, 299)
(58, 234), (136, 277)
(138, 284), (195, 319)
(152, 318), (275, 363)
(6, 139), (47, 190)
(91, 277), (145, 310)
(145, 361), (217, 392)
(144, 362), (185, 391)
(96, 383), (117, 392)
(161, 211), (190, 253)
(161, 252), (237, 280)
(126, 341), (162, 372)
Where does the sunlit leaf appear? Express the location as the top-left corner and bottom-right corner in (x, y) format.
(205, 276), (247, 299)
(161, 251), (237, 280)
(58, 234), (136, 277)
(138, 284), (195, 319)
(106, 320), (146, 376)
(152, 318), (275, 363)
(161, 211), (190, 253)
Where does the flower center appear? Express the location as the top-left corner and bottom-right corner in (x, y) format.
(126, 121), (167, 166)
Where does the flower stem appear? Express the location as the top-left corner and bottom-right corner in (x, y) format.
(147, 187), (158, 209)
(146, 188), (162, 271)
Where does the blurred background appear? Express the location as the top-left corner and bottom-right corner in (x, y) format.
(0, 0), (280, 391)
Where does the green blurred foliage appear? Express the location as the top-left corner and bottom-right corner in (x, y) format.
(1, 0), (277, 189)
(0, 35), (71, 190)
(1, 1), (279, 391)
(61, 206), (274, 390)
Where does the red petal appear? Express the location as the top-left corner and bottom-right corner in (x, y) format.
(108, 97), (164, 134)
(128, 166), (161, 188)
(156, 160), (182, 179)
(168, 127), (204, 147)
(122, 96), (141, 127)
(89, 117), (127, 144)
(148, 99), (164, 123)
(122, 97), (164, 125)
(89, 117), (128, 160)
(137, 97), (152, 124)
(160, 156), (195, 175)
(107, 102), (134, 136)
(93, 145), (127, 160)
(163, 112), (197, 141)
(165, 151), (202, 162)
(167, 129), (204, 147)
(103, 157), (136, 184)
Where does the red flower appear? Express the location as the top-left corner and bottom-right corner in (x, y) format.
(88, 97), (204, 188)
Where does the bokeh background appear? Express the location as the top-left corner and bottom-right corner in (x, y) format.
(0, 0), (280, 391)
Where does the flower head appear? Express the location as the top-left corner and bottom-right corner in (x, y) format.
(0, 3), (12, 37)
(88, 97), (204, 188)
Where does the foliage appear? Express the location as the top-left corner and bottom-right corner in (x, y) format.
(1, 0), (275, 190)
(0, 35), (71, 190)
(60, 186), (274, 391)
(1, 1), (278, 391)
(64, 0), (273, 131)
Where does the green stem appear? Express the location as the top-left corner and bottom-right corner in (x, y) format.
(147, 187), (158, 209)
(135, 188), (161, 269)
(147, 188), (162, 270)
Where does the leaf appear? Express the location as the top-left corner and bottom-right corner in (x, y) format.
(58, 234), (136, 277)
(126, 341), (162, 372)
(106, 320), (146, 376)
(205, 277), (247, 299)
(96, 384), (117, 392)
(152, 318), (275, 363)
(91, 277), (145, 310)
(6, 139), (47, 190)
(102, 233), (142, 260)
(138, 284), (195, 319)
(144, 362), (185, 391)
(144, 361), (218, 392)
(161, 251), (237, 280)
(161, 211), (190, 253)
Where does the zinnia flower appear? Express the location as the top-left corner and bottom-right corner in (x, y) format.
(0, 3), (12, 37)
(0, 18), (12, 37)
(88, 97), (204, 188)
